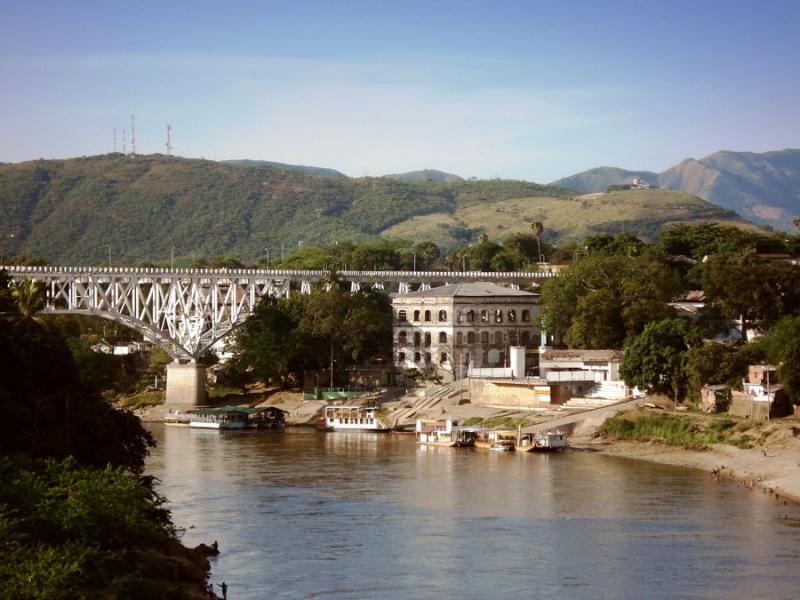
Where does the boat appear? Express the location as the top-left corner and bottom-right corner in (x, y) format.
(189, 407), (248, 430)
(164, 410), (191, 426)
(515, 430), (568, 452)
(321, 405), (391, 432)
(246, 406), (286, 429)
(475, 429), (516, 452)
(415, 417), (477, 447)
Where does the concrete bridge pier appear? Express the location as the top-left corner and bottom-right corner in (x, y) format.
(166, 361), (207, 406)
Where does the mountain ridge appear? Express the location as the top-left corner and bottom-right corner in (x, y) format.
(552, 149), (800, 231)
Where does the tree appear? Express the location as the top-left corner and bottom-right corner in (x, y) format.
(621, 318), (697, 401)
(9, 277), (46, 322)
(564, 289), (625, 349)
(684, 342), (751, 398)
(761, 315), (800, 402)
(531, 221), (544, 262)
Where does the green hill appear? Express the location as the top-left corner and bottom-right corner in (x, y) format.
(221, 159), (346, 178)
(552, 149), (800, 231)
(0, 154), (751, 265)
(383, 169), (464, 183)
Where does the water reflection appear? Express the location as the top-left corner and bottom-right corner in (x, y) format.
(147, 426), (800, 600)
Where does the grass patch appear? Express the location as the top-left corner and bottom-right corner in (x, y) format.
(463, 417), (483, 426)
(117, 390), (164, 410)
(482, 416), (531, 429)
(598, 412), (772, 450)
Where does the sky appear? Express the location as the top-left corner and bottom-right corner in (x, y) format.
(1, 0), (799, 181)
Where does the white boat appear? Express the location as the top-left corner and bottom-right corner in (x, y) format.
(415, 417), (477, 447)
(189, 408), (248, 430)
(515, 431), (568, 452)
(321, 405), (390, 432)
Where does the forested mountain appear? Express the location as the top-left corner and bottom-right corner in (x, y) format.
(383, 169), (464, 183)
(221, 159), (346, 178)
(0, 153), (751, 265)
(552, 149), (800, 231)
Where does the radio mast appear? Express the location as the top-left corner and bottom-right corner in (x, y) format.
(130, 114), (136, 156)
(165, 124), (173, 155)
(122, 129), (127, 155)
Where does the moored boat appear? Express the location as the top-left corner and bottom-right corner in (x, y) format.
(515, 430), (568, 452)
(322, 405), (390, 432)
(189, 407), (248, 430)
(415, 417), (477, 447)
(475, 429), (516, 451)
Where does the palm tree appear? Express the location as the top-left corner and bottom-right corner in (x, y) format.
(531, 221), (545, 263)
(9, 277), (47, 324)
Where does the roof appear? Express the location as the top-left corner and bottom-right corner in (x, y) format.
(542, 349), (623, 362)
(396, 282), (537, 299)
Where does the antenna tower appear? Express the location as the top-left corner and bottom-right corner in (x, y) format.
(122, 129), (127, 155)
(165, 124), (173, 155)
(130, 114), (136, 156)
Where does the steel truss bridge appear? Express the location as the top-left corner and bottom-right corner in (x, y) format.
(3, 266), (556, 361)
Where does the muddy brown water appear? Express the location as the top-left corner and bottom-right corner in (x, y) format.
(146, 425), (800, 599)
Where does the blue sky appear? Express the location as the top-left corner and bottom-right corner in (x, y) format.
(1, 0), (798, 181)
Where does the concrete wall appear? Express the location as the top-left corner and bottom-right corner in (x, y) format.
(469, 378), (551, 408)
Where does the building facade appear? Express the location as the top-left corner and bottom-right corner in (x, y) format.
(392, 282), (540, 381)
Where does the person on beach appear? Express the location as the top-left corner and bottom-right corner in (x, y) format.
(221, 581), (228, 599)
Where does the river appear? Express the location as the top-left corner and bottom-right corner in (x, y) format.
(146, 425), (800, 599)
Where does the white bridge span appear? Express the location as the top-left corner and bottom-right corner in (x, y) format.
(3, 266), (555, 360)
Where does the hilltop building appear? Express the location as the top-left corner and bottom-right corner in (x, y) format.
(391, 282), (540, 381)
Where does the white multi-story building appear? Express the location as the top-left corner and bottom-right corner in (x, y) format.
(392, 282), (540, 381)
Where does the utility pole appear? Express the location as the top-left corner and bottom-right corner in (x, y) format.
(165, 124), (173, 155)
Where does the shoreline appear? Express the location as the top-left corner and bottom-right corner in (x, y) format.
(573, 434), (800, 505)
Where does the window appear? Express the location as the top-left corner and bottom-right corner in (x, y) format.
(439, 332), (447, 343)
(467, 310), (475, 322)
(465, 352), (471, 365)
(494, 309), (503, 323)
(467, 332), (476, 343)
(438, 309), (447, 321)
(398, 310), (407, 321)
(456, 332), (463, 344)
(440, 352), (448, 363)
(414, 332), (421, 347)
(398, 330), (407, 343)
(424, 310), (432, 322)
(398, 352), (406, 361)
(508, 309), (516, 322)
(424, 352), (431, 363)
(414, 352), (421, 362)
(456, 310), (462, 323)
(521, 331), (530, 345)
(499, 351), (505, 365)
(495, 331), (503, 344)
(424, 332), (432, 347)
(509, 330), (518, 346)
(480, 309), (489, 322)
(413, 310), (420, 321)
(522, 309), (530, 322)
(481, 331), (489, 344)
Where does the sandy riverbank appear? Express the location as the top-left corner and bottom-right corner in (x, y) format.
(573, 423), (800, 504)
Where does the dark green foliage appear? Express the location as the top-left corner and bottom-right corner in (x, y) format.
(0, 457), (183, 599)
(540, 254), (680, 349)
(761, 316), (800, 402)
(621, 319), (698, 400)
(598, 413), (740, 447)
(660, 222), (791, 259)
(684, 342), (752, 398)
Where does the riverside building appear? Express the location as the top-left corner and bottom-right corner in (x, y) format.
(392, 282), (540, 381)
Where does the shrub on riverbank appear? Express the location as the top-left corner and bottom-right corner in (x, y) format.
(598, 412), (755, 449)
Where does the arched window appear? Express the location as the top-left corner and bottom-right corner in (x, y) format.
(480, 309), (489, 322)
(439, 332), (447, 343)
(440, 352), (448, 363)
(522, 309), (530, 322)
(467, 332), (476, 344)
(424, 310), (432, 322)
(499, 351), (505, 365)
(424, 332), (431, 347)
(481, 331), (489, 344)
(414, 352), (421, 362)
(495, 309), (503, 323)
(413, 310), (420, 321)
(424, 352), (431, 362)
(438, 309), (447, 321)
(398, 310), (407, 322)
(467, 310), (475, 322)
(456, 332), (463, 344)
(398, 330), (407, 343)
(413, 332), (421, 347)
(521, 331), (530, 345)
(508, 309), (516, 322)
(494, 331), (503, 344)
